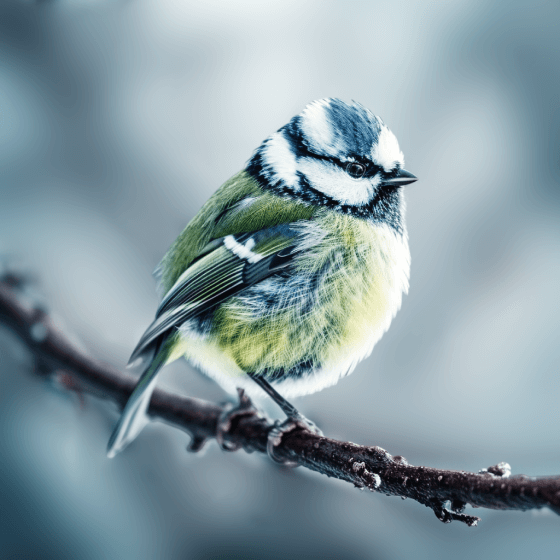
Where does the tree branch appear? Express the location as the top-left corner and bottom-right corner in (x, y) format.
(1, 269), (559, 527)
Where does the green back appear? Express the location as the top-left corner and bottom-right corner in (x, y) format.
(159, 170), (316, 294)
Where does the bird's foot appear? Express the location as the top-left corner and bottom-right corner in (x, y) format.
(267, 414), (323, 467)
(216, 388), (264, 452)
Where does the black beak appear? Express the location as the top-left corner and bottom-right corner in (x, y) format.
(381, 169), (417, 188)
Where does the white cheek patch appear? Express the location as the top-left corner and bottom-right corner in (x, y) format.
(298, 158), (380, 206)
(372, 126), (404, 172)
(261, 132), (299, 189)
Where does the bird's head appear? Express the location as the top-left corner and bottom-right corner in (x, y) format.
(247, 98), (417, 234)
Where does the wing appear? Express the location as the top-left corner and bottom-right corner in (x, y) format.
(156, 171), (315, 296)
(128, 224), (300, 364)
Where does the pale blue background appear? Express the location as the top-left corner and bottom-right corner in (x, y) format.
(1, 1), (559, 558)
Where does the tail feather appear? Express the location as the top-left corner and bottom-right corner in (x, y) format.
(107, 348), (168, 458)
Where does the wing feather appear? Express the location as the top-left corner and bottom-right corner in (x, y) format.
(129, 226), (300, 364)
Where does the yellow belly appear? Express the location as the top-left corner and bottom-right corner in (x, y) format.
(177, 214), (410, 399)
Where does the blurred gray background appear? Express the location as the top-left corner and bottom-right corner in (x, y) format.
(1, 0), (559, 558)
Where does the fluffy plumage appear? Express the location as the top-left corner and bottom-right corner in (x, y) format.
(108, 98), (415, 457)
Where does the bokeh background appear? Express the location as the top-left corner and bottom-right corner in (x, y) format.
(1, 0), (559, 558)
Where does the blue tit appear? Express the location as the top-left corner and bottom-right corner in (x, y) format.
(107, 98), (417, 458)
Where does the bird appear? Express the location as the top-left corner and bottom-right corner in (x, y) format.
(107, 98), (417, 458)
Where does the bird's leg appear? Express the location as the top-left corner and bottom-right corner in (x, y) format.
(247, 373), (301, 419)
(248, 373), (323, 466)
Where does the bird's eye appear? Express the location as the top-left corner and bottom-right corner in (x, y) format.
(346, 162), (366, 179)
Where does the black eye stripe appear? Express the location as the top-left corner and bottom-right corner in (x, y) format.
(282, 125), (387, 177)
(298, 148), (380, 177)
